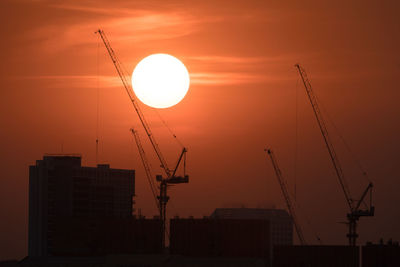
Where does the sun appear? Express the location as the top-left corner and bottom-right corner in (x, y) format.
(131, 54), (190, 109)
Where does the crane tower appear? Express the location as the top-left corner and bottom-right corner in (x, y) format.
(295, 64), (374, 246)
(96, 29), (189, 250)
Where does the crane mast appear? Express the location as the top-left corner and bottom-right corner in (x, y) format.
(295, 64), (374, 246)
(96, 29), (189, 250)
(266, 148), (307, 245)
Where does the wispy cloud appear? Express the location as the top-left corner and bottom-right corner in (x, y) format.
(30, 3), (218, 52)
(18, 75), (122, 89)
(190, 72), (286, 85)
(186, 54), (299, 85)
(49, 4), (140, 16)
(187, 55), (286, 64)
(190, 72), (260, 85)
(16, 71), (284, 89)
(23, 2), (298, 86)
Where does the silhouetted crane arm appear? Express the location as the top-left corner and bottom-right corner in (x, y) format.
(171, 148), (187, 177)
(354, 182), (373, 211)
(130, 128), (159, 210)
(295, 64), (353, 211)
(266, 148), (307, 245)
(96, 29), (171, 178)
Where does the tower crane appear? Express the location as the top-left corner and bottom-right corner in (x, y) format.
(295, 64), (374, 246)
(96, 29), (189, 250)
(265, 148), (307, 245)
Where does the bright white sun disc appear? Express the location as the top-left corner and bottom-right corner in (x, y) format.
(131, 54), (190, 109)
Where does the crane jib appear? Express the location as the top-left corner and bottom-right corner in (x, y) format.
(294, 64), (374, 246)
(96, 29), (173, 177)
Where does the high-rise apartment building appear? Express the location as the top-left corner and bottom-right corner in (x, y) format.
(28, 155), (135, 257)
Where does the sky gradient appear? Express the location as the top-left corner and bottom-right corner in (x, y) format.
(0, 0), (399, 260)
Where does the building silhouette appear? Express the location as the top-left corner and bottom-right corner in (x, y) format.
(170, 208), (292, 262)
(210, 208), (293, 246)
(22, 156), (400, 266)
(362, 240), (400, 267)
(28, 155), (136, 257)
(273, 245), (359, 267)
(170, 217), (271, 259)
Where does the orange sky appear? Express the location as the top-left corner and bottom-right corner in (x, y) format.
(1, 0), (399, 260)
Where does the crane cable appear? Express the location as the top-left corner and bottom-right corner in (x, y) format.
(154, 109), (185, 148)
(315, 96), (372, 209)
(293, 71), (322, 244)
(294, 73), (299, 202)
(154, 109), (187, 178)
(295, 200), (323, 244)
(314, 94), (371, 184)
(96, 36), (100, 164)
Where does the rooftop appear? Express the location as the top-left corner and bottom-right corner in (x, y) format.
(210, 208), (290, 220)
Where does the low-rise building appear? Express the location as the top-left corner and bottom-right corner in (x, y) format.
(362, 241), (400, 267)
(170, 217), (271, 259)
(273, 245), (359, 267)
(211, 208), (293, 246)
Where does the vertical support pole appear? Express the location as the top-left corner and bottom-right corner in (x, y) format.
(158, 179), (169, 251)
(347, 217), (358, 246)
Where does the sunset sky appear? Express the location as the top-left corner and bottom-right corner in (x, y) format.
(1, 0), (399, 260)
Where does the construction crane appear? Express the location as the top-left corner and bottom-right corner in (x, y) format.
(265, 148), (307, 245)
(96, 29), (189, 250)
(295, 64), (374, 246)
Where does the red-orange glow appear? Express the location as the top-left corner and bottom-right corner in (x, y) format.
(0, 0), (399, 260)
